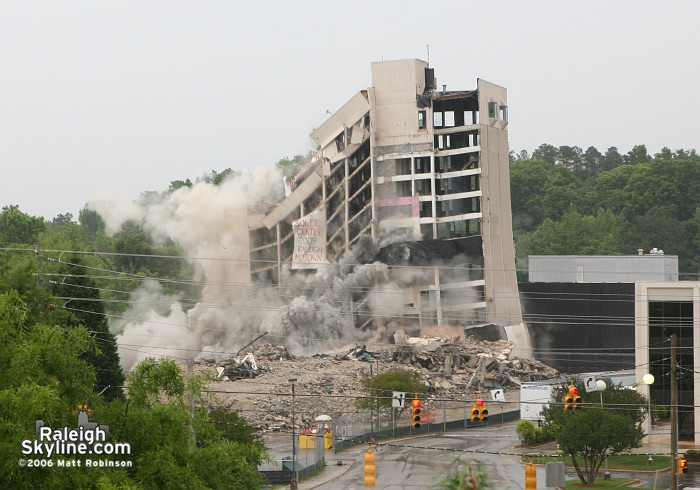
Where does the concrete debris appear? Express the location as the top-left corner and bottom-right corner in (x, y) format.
(249, 343), (294, 361)
(195, 335), (561, 430)
(213, 353), (269, 381)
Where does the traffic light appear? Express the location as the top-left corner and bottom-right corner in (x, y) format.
(411, 399), (421, 429)
(565, 384), (578, 411)
(564, 393), (573, 410)
(525, 461), (536, 490)
(478, 398), (488, 422)
(471, 404), (480, 422)
(364, 446), (376, 487)
(472, 397), (488, 422)
(573, 392), (582, 410)
(677, 457), (688, 475)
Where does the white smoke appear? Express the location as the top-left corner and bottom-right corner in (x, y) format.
(92, 169), (391, 370)
(91, 168), (485, 371)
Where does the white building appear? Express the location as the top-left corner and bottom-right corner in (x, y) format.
(245, 59), (522, 331)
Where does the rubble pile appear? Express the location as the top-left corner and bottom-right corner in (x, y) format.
(215, 352), (268, 381)
(250, 343), (293, 361)
(194, 336), (561, 430)
(389, 336), (559, 392)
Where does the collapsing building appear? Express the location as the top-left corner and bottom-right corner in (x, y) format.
(243, 59), (522, 333)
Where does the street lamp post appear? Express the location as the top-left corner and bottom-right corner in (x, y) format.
(596, 379), (611, 481)
(289, 378), (298, 490)
(643, 373), (655, 466)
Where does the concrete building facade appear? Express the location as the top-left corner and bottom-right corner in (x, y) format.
(246, 59), (522, 331)
(635, 282), (699, 443)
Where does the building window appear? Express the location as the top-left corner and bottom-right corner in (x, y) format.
(335, 132), (345, 152)
(488, 102), (497, 119)
(499, 105), (508, 122)
(444, 111), (455, 127)
(418, 111), (426, 129)
(434, 112), (443, 127)
(465, 110), (479, 125)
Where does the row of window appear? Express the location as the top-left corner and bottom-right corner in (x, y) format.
(420, 104), (507, 129)
(393, 154), (479, 176)
(420, 219), (481, 240)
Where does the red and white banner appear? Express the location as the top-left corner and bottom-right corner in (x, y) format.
(291, 207), (326, 269)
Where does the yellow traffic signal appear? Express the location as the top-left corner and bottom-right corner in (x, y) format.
(573, 393), (582, 410)
(525, 461), (536, 490)
(364, 447), (376, 487)
(471, 405), (480, 422)
(565, 384), (579, 411)
(412, 399), (421, 429)
(677, 457), (688, 475)
(564, 394), (573, 410)
(480, 405), (489, 422)
(472, 397), (488, 422)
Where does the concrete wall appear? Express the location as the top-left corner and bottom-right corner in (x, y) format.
(478, 79), (522, 326)
(371, 59), (432, 148)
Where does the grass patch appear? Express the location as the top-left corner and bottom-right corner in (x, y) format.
(562, 477), (653, 488)
(523, 454), (670, 471)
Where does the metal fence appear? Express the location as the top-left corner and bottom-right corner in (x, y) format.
(260, 433), (326, 485)
(332, 398), (520, 452)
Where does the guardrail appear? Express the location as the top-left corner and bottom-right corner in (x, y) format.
(333, 409), (519, 452)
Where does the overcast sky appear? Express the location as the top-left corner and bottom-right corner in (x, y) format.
(2, 1), (699, 220)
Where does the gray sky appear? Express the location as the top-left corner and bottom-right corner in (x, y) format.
(2, 1), (699, 220)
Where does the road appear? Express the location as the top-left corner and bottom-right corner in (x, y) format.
(317, 421), (534, 489)
(265, 421), (700, 489)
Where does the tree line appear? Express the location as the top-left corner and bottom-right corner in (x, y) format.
(510, 144), (700, 279)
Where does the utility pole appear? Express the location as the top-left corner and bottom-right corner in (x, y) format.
(375, 359), (380, 436)
(369, 364), (374, 438)
(289, 378), (298, 490)
(35, 243), (42, 288)
(186, 358), (196, 450)
(671, 334), (678, 490)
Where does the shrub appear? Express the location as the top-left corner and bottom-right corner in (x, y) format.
(653, 405), (670, 420)
(516, 420), (537, 445)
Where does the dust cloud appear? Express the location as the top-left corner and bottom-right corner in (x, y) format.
(90, 170), (484, 371)
(91, 171), (393, 370)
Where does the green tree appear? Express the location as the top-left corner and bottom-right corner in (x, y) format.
(78, 207), (106, 236)
(101, 358), (269, 489)
(51, 212), (74, 226)
(531, 143), (558, 165)
(542, 380), (647, 486)
(509, 159), (581, 232)
(600, 146), (624, 173)
(0, 205), (46, 247)
(203, 406), (264, 448)
(0, 291), (101, 488)
(112, 221), (156, 274)
(356, 368), (428, 414)
(558, 145), (583, 172)
(48, 256), (125, 401)
(202, 168), (239, 185)
(168, 178), (193, 192)
(557, 408), (643, 485)
(582, 146), (603, 177)
(623, 144), (650, 165)
(621, 206), (694, 274)
(517, 208), (626, 262)
(276, 151), (316, 180)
